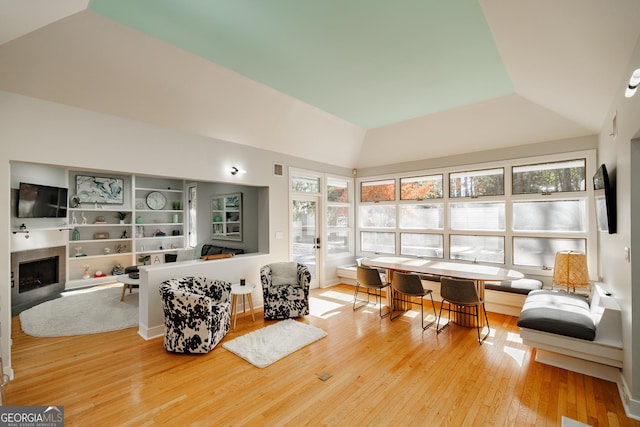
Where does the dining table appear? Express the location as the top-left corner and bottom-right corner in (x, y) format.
(362, 256), (524, 327)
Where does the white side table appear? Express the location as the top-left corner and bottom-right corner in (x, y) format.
(116, 274), (140, 301)
(230, 283), (255, 328)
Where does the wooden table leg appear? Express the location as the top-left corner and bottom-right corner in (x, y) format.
(231, 294), (238, 329)
(247, 294), (255, 321)
(120, 284), (127, 301)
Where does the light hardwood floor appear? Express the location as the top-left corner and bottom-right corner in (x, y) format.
(7, 284), (639, 426)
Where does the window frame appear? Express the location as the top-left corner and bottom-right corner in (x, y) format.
(355, 150), (597, 278)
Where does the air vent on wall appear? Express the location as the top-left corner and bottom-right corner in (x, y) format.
(273, 163), (284, 177)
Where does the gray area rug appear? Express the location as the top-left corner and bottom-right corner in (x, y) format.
(223, 319), (327, 368)
(19, 286), (138, 337)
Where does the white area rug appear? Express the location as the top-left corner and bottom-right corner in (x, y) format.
(19, 285), (138, 337)
(223, 319), (327, 368)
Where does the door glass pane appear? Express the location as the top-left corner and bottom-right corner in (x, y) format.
(449, 168), (504, 198)
(401, 233), (443, 258)
(361, 231), (395, 254)
(450, 235), (504, 264)
(399, 204), (443, 229)
(513, 200), (586, 232)
(400, 175), (443, 200)
(292, 199), (316, 279)
(512, 159), (586, 194)
(450, 202), (505, 231)
(513, 237), (586, 268)
(361, 179), (395, 202)
(359, 205), (396, 228)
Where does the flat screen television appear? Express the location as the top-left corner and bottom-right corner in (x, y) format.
(593, 164), (616, 234)
(17, 182), (68, 218)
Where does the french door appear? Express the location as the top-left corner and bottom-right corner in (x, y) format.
(291, 195), (321, 288)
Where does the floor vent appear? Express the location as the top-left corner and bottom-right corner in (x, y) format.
(318, 373), (332, 382)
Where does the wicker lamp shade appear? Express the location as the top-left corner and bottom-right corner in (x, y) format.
(553, 250), (590, 292)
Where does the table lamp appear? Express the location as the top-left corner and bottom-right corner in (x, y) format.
(553, 250), (590, 292)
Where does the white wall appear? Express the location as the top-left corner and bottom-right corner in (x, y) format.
(0, 91), (351, 377)
(597, 35), (640, 417)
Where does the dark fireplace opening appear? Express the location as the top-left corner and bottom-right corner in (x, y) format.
(19, 256), (59, 294)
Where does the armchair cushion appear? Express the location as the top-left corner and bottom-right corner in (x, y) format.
(159, 277), (232, 353)
(270, 262), (299, 286)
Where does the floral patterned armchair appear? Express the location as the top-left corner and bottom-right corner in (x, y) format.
(159, 277), (232, 353)
(260, 262), (311, 320)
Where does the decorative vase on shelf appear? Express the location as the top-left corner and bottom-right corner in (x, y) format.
(136, 216), (143, 224)
(71, 228), (80, 241)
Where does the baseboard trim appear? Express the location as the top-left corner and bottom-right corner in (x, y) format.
(619, 374), (640, 421)
(138, 324), (164, 341)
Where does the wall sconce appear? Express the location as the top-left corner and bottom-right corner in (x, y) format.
(230, 167), (246, 176)
(624, 68), (640, 98)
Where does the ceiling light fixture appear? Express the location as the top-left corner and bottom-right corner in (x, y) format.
(230, 166), (246, 175)
(624, 68), (640, 98)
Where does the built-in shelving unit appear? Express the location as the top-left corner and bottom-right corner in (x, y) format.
(62, 173), (186, 289)
(211, 192), (242, 241)
(133, 176), (186, 266)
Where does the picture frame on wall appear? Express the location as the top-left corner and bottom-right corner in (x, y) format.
(76, 175), (124, 204)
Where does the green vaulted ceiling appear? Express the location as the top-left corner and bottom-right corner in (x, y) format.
(87, 0), (513, 129)
(2, 1), (639, 168)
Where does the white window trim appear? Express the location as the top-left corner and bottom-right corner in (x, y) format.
(356, 149), (597, 278)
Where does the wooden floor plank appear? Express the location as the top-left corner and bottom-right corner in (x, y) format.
(6, 284), (638, 426)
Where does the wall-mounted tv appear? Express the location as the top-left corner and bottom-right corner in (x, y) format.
(593, 164), (616, 234)
(17, 182), (68, 218)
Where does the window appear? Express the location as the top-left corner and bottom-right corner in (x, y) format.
(513, 237), (586, 268)
(512, 159), (585, 194)
(356, 150), (595, 273)
(449, 168), (504, 198)
(361, 231), (395, 254)
(292, 175), (320, 193)
(326, 178), (352, 256)
(400, 175), (443, 200)
(451, 235), (504, 264)
(401, 233), (443, 258)
(361, 179), (395, 202)
(450, 202), (505, 231)
(359, 205), (396, 228)
(399, 204), (443, 230)
(512, 200), (586, 232)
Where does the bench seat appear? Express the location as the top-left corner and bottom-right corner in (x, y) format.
(518, 284), (623, 380)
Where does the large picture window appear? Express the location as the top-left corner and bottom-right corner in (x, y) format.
(357, 151), (595, 274)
